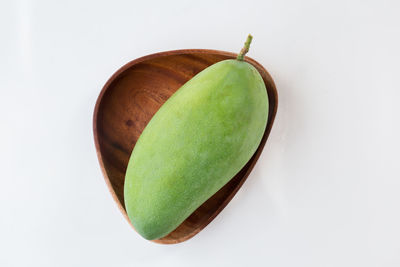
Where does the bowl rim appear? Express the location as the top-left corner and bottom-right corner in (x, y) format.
(93, 49), (278, 244)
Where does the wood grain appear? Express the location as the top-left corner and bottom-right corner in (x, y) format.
(93, 49), (278, 244)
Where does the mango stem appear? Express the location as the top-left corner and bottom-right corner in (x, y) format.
(236, 34), (253, 61)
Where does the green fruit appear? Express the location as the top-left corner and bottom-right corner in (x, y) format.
(124, 35), (268, 240)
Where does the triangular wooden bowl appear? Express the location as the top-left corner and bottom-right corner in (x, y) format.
(93, 49), (278, 244)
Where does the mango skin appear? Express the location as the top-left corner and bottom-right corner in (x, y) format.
(124, 59), (269, 240)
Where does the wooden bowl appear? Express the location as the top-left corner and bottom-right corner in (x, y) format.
(93, 49), (278, 244)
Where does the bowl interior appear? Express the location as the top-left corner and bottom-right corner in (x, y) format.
(94, 50), (277, 244)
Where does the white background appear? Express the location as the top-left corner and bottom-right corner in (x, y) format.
(1, 0), (400, 266)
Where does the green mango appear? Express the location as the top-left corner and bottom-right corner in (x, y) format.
(124, 35), (268, 240)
